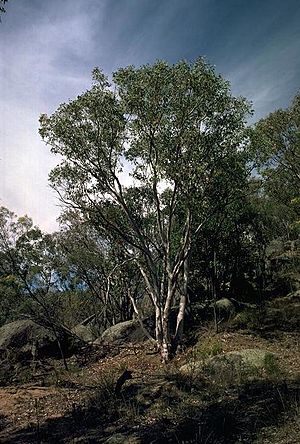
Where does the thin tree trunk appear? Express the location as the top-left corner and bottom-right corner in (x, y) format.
(127, 289), (156, 343)
(212, 248), (218, 333)
(174, 253), (189, 353)
(161, 315), (171, 363)
(155, 305), (163, 346)
(161, 278), (176, 362)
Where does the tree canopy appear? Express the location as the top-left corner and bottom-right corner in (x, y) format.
(40, 59), (251, 361)
(251, 93), (300, 238)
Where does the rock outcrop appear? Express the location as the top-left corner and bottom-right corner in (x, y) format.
(0, 319), (78, 360)
(214, 298), (236, 319)
(72, 323), (96, 343)
(95, 319), (152, 346)
(180, 348), (278, 383)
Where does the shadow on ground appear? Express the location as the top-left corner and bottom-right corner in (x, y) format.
(0, 380), (299, 443)
(0, 414), (8, 433)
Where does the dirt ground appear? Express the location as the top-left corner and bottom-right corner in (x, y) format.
(0, 330), (299, 443)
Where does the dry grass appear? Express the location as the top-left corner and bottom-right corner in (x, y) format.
(0, 326), (299, 443)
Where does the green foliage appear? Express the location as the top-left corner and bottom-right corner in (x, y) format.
(1, 65), (298, 366)
(231, 308), (264, 331)
(263, 352), (281, 379)
(39, 59), (251, 359)
(251, 93), (300, 239)
(192, 335), (223, 360)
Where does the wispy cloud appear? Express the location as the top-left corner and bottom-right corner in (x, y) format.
(225, 13), (300, 120)
(0, 0), (102, 231)
(1, 0), (299, 231)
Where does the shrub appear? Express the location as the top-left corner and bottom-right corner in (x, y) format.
(231, 308), (264, 330)
(191, 335), (223, 360)
(264, 352), (282, 379)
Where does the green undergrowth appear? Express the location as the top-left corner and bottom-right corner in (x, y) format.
(231, 307), (265, 331)
(0, 349), (35, 386)
(191, 334), (223, 359)
(71, 349), (294, 443)
(0, 339), (298, 443)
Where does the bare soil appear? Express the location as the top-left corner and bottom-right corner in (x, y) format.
(0, 329), (299, 443)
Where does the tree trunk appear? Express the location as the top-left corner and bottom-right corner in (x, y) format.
(155, 304), (163, 346)
(159, 273), (179, 362)
(174, 257), (188, 353)
(161, 314), (171, 363)
(212, 248), (218, 332)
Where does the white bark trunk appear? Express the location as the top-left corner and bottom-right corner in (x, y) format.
(174, 254), (189, 352)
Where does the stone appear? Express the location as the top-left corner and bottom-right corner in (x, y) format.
(72, 323), (96, 343)
(179, 361), (203, 376)
(205, 349), (278, 382)
(97, 320), (149, 345)
(264, 292), (300, 331)
(180, 348), (278, 382)
(215, 298), (236, 318)
(0, 319), (78, 360)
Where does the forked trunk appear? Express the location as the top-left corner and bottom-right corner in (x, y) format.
(155, 305), (172, 362)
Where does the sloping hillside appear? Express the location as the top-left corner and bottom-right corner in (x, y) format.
(0, 296), (299, 443)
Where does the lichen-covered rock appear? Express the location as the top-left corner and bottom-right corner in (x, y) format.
(270, 290), (300, 308)
(180, 348), (278, 383)
(179, 360), (203, 376)
(103, 433), (141, 443)
(205, 349), (278, 382)
(215, 298), (236, 318)
(72, 323), (96, 343)
(96, 320), (148, 345)
(0, 319), (55, 352)
(265, 292), (300, 331)
(0, 319), (78, 360)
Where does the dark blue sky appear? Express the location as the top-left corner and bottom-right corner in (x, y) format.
(1, 0), (300, 230)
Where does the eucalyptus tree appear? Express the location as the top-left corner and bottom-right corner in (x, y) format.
(40, 59), (251, 361)
(0, 206), (72, 367)
(56, 210), (139, 329)
(251, 94), (300, 235)
(252, 93), (300, 187)
(0, 207), (27, 324)
(0, 206), (62, 314)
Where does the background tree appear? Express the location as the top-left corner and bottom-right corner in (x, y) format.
(249, 94), (300, 293)
(0, 206), (76, 368)
(56, 210), (139, 330)
(0, 207), (27, 325)
(251, 93), (300, 234)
